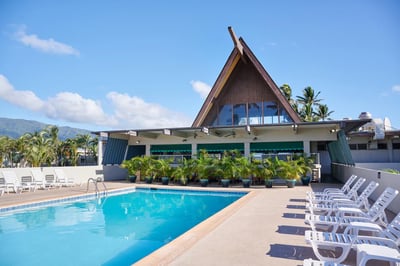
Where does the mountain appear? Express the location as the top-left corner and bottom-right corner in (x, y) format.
(0, 117), (93, 140)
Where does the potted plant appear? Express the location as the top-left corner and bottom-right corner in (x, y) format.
(278, 157), (302, 188)
(235, 155), (253, 188)
(172, 158), (194, 186)
(297, 155), (313, 186)
(156, 158), (173, 185)
(194, 150), (214, 187)
(121, 156), (143, 183)
(141, 156), (157, 184)
(263, 157), (280, 188)
(218, 151), (237, 187)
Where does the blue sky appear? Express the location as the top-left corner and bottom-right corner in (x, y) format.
(0, 0), (399, 131)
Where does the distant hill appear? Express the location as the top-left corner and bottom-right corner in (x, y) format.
(0, 117), (92, 140)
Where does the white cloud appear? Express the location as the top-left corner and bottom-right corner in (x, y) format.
(45, 92), (118, 126)
(14, 26), (79, 56)
(0, 74), (192, 129)
(0, 75), (44, 111)
(107, 92), (192, 129)
(191, 80), (211, 99)
(392, 85), (400, 93)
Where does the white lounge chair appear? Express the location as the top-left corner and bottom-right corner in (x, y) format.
(31, 169), (61, 189)
(307, 175), (358, 198)
(303, 258), (348, 266)
(305, 211), (400, 263)
(356, 244), (400, 266)
(306, 181), (379, 216)
(54, 169), (75, 187)
(307, 177), (365, 203)
(305, 187), (399, 232)
(1, 170), (34, 193)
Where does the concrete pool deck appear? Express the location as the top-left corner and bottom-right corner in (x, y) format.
(0, 181), (345, 265)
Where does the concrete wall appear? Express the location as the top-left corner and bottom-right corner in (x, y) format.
(331, 163), (400, 214)
(1, 165), (128, 185)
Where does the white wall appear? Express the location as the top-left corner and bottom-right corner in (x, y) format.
(1, 165), (128, 185)
(331, 163), (400, 214)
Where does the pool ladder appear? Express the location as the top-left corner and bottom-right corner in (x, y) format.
(86, 177), (108, 197)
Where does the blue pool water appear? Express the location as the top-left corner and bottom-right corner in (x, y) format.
(0, 188), (245, 266)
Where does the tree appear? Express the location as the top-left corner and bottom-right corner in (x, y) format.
(281, 84), (333, 122)
(314, 104), (334, 121)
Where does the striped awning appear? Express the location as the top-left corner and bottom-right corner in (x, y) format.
(197, 143), (244, 152)
(150, 144), (191, 153)
(250, 141), (303, 152)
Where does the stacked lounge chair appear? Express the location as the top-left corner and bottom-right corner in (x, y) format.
(303, 175), (400, 265)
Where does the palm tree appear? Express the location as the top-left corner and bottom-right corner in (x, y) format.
(21, 130), (55, 167)
(297, 86), (322, 107)
(75, 134), (92, 165)
(314, 104), (334, 121)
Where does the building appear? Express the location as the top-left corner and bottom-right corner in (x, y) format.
(95, 28), (377, 177)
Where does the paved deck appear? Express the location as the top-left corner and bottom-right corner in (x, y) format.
(0, 181), (356, 265)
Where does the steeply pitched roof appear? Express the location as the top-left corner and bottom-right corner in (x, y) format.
(192, 30), (301, 127)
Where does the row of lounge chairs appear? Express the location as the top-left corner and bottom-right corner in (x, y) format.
(0, 169), (76, 195)
(303, 175), (400, 265)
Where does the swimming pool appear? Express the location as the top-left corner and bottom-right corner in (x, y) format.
(0, 188), (245, 265)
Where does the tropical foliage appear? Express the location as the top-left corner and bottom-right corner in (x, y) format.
(0, 126), (98, 167)
(279, 84), (334, 122)
(122, 150), (315, 186)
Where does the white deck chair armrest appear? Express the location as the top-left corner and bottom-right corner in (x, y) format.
(343, 221), (383, 235)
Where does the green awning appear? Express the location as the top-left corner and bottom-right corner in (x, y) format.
(250, 141), (303, 152)
(150, 144), (192, 153)
(197, 143), (244, 152)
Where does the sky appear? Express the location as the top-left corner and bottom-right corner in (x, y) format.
(0, 0), (399, 132)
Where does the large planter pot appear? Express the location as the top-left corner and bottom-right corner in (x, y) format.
(128, 175), (137, 183)
(286, 179), (296, 188)
(221, 179), (230, 187)
(145, 176), (153, 184)
(242, 179), (251, 188)
(200, 179), (209, 187)
(265, 179), (273, 188)
(161, 176), (169, 185)
(301, 176), (311, 186)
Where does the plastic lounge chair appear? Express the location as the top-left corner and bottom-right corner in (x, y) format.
(305, 211), (400, 263)
(54, 169), (75, 187)
(303, 258), (348, 266)
(1, 170), (33, 193)
(31, 169), (60, 189)
(306, 181), (379, 216)
(356, 244), (400, 266)
(305, 187), (399, 232)
(0, 179), (5, 196)
(307, 175), (358, 198)
(307, 177), (365, 204)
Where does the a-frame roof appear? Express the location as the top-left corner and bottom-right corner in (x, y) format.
(192, 30), (301, 127)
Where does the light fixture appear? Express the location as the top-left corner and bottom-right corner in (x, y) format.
(292, 124), (298, 132)
(253, 137), (258, 141)
(246, 125), (251, 135)
(128, 130), (137, 136)
(135, 140), (140, 144)
(329, 129), (338, 133)
(182, 138), (187, 142)
(201, 127), (209, 135)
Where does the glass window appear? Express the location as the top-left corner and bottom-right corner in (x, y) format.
(263, 101), (278, 124)
(279, 108), (293, 123)
(393, 143), (400, 150)
(248, 102), (262, 125)
(233, 104), (246, 125)
(217, 104), (232, 126)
